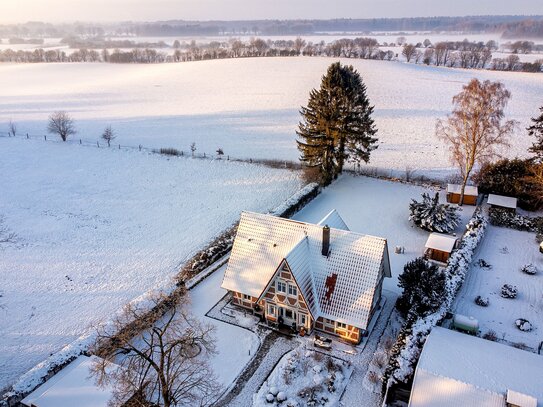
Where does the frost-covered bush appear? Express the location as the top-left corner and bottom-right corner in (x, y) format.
(515, 318), (533, 332)
(489, 207), (538, 231)
(396, 257), (447, 319)
(409, 192), (460, 233)
(477, 259), (492, 269)
(501, 284), (518, 299)
(475, 295), (489, 307)
(521, 264), (538, 275)
(277, 392), (287, 402)
(482, 330), (498, 341)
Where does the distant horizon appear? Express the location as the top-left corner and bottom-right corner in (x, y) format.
(1, 0), (542, 25)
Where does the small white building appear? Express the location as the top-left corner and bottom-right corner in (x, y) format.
(21, 356), (116, 407)
(446, 184), (478, 205)
(488, 193), (518, 212)
(409, 327), (543, 407)
(424, 233), (457, 264)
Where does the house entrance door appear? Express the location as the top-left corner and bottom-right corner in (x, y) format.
(279, 307), (297, 327)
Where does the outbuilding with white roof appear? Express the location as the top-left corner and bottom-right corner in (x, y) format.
(488, 193), (518, 211)
(409, 327), (543, 407)
(446, 184), (478, 205)
(424, 232), (458, 264)
(21, 356), (117, 407)
(221, 209), (391, 343)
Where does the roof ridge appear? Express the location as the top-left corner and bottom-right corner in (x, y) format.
(241, 210), (387, 242)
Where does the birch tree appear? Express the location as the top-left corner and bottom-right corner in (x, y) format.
(436, 79), (516, 205)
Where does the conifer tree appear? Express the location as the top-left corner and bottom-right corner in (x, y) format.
(528, 106), (543, 162)
(409, 192), (460, 233)
(296, 62), (378, 186)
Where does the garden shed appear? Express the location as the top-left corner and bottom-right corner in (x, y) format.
(424, 233), (457, 264)
(487, 193), (517, 212)
(446, 184), (478, 205)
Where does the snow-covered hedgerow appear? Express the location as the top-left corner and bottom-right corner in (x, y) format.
(382, 208), (487, 395)
(489, 207), (542, 234)
(269, 182), (320, 218)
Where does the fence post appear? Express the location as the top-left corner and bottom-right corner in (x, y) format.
(44, 135), (47, 141)
(204, 152), (206, 158)
(139, 144), (142, 151)
(227, 155), (229, 161)
(97, 141), (99, 148)
(79, 139), (82, 144)
(26, 133), (29, 139)
(118, 144), (120, 149)
(181, 150), (183, 156)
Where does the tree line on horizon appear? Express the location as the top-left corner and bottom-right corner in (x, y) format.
(1, 36), (542, 73)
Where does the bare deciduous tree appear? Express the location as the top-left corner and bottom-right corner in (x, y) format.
(8, 119), (16, 137)
(436, 79), (517, 205)
(47, 111), (76, 141)
(92, 292), (221, 407)
(101, 125), (116, 147)
(402, 44), (417, 63)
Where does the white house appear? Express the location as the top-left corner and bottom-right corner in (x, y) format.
(221, 210), (391, 344)
(409, 327), (543, 407)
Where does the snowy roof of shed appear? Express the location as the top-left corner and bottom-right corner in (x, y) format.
(221, 210), (390, 329)
(488, 194), (517, 209)
(409, 327), (543, 407)
(21, 356), (116, 407)
(424, 233), (457, 253)
(447, 184), (478, 196)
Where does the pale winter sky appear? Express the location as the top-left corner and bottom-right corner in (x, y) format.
(0, 0), (542, 23)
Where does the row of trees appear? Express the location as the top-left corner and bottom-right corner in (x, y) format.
(2, 36), (541, 73)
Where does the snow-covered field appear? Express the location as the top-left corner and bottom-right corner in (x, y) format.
(1, 57), (541, 177)
(293, 174), (475, 291)
(454, 222), (543, 349)
(0, 136), (301, 391)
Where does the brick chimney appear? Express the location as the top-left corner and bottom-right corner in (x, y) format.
(322, 225), (330, 256)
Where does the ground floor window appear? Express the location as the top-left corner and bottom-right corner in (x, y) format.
(268, 304), (276, 316)
(336, 322), (347, 330)
(285, 309), (295, 320)
(300, 313), (306, 326)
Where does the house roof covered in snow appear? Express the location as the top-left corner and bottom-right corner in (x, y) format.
(487, 194), (517, 209)
(424, 233), (457, 253)
(21, 356), (116, 407)
(447, 184), (478, 196)
(221, 210), (391, 329)
(409, 327), (543, 407)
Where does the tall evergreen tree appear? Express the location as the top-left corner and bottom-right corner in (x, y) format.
(528, 106), (543, 162)
(296, 62), (378, 185)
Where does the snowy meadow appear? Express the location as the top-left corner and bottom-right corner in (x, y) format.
(1, 57), (542, 178)
(0, 136), (301, 390)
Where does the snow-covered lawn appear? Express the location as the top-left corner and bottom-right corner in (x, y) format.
(293, 174), (474, 292)
(188, 263), (260, 388)
(0, 137), (301, 391)
(1, 57), (541, 176)
(254, 347), (353, 407)
(454, 221), (543, 349)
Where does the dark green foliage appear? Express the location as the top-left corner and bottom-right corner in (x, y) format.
(475, 158), (542, 210)
(396, 258), (447, 320)
(528, 106), (543, 162)
(409, 192), (460, 233)
(297, 62), (378, 186)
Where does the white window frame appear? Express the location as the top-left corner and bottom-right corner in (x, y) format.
(300, 313), (307, 326)
(268, 304), (276, 316)
(276, 281), (287, 293)
(288, 283), (297, 297)
(242, 294), (251, 301)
